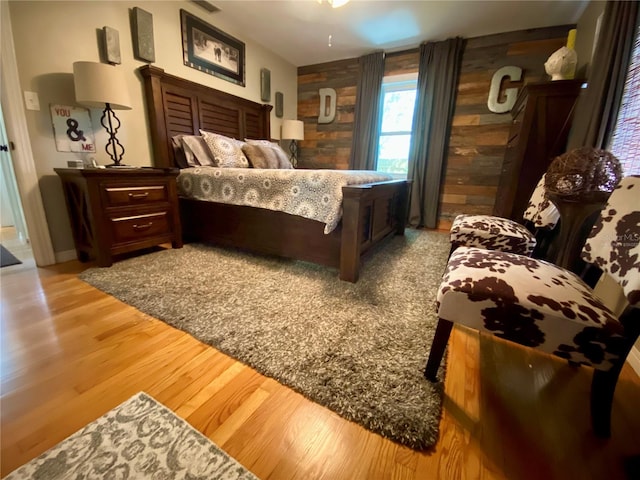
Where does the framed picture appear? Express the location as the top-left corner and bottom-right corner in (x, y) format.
(180, 9), (245, 86)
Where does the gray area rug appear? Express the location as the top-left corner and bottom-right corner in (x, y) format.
(5, 392), (258, 479)
(80, 229), (450, 450)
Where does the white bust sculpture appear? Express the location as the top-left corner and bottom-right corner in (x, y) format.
(545, 46), (578, 81)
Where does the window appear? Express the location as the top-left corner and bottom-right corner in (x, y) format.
(376, 76), (417, 175)
(609, 26), (640, 175)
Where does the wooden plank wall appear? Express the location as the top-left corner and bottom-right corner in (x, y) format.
(296, 25), (573, 227)
(298, 59), (359, 169)
(443, 25), (571, 229)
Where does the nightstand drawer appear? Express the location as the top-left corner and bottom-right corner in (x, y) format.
(104, 185), (168, 207)
(110, 211), (170, 244)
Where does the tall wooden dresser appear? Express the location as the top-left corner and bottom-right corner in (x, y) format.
(493, 79), (583, 221)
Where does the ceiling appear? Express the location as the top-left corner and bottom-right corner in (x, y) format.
(205, 0), (589, 67)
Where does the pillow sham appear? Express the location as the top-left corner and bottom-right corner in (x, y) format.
(245, 139), (293, 169)
(200, 130), (249, 168)
(241, 143), (281, 169)
(170, 136), (189, 169)
(171, 134), (216, 167)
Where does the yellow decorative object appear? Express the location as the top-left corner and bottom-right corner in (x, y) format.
(567, 29), (577, 50)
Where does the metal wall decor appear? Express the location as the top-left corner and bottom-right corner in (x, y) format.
(132, 7), (155, 63)
(180, 9), (246, 86)
(318, 87), (337, 124)
(260, 68), (271, 102)
(103, 26), (121, 64)
(275, 91), (283, 118)
(487, 66), (522, 113)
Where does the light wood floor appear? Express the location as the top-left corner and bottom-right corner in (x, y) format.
(1, 257), (639, 479)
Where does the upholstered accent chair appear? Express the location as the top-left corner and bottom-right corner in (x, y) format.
(425, 175), (640, 437)
(449, 175), (560, 257)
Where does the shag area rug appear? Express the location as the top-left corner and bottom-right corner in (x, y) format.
(5, 392), (258, 479)
(80, 229), (450, 450)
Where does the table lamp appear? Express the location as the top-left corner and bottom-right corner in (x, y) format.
(73, 61), (132, 167)
(282, 119), (304, 167)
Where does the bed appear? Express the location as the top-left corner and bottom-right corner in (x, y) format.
(140, 65), (410, 282)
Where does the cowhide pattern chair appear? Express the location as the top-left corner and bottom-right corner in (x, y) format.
(450, 175), (560, 257)
(425, 175), (639, 437)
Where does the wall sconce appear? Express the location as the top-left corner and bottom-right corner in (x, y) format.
(73, 61), (131, 167)
(281, 119), (304, 167)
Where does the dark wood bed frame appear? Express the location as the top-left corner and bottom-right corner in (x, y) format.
(140, 65), (410, 282)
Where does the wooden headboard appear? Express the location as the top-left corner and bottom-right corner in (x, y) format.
(140, 65), (272, 168)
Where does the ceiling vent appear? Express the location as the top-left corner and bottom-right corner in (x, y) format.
(192, 1), (220, 13)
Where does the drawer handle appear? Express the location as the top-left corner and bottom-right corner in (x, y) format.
(128, 192), (149, 200)
(132, 222), (153, 231)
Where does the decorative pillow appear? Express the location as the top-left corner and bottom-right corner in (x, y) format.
(200, 130), (249, 168)
(245, 139), (293, 169)
(245, 139), (278, 147)
(171, 135), (216, 167)
(170, 136), (189, 169)
(241, 143), (281, 169)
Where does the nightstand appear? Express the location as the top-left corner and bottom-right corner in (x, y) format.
(55, 167), (183, 267)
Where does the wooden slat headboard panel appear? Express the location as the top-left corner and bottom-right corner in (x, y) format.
(140, 65), (272, 168)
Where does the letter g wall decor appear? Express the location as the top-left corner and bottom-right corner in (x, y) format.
(487, 66), (523, 113)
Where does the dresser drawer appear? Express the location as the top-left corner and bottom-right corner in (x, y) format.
(110, 211), (170, 244)
(103, 184), (168, 207)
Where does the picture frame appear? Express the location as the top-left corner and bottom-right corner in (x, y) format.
(180, 9), (245, 86)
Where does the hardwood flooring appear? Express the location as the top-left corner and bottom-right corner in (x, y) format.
(1, 257), (639, 479)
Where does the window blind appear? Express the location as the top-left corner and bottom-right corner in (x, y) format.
(610, 26), (640, 175)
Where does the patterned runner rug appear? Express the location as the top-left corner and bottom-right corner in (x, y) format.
(5, 392), (258, 479)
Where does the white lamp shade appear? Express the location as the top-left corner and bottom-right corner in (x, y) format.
(282, 119), (304, 140)
(73, 61), (132, 110)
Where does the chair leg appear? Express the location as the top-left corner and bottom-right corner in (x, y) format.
(591, 367), (622, 438)
(424, 318), (453, 382)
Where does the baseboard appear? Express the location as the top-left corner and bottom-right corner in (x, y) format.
(55, 249), (77, 264)
(627, 346), (640, 377)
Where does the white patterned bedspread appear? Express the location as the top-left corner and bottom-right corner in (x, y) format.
(177, 167), (395, 233)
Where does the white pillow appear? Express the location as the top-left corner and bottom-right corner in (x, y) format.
(200, 130), (249, 168)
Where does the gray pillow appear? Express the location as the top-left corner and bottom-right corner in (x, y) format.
(245, 139), (293, 169)
(241, 143), (280, 168)
(171, 135), (216, 167)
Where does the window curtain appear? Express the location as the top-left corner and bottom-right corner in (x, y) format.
(408, 37), (465, 228)
(349, 51), (385, 170)
(567, 1), (639, 149)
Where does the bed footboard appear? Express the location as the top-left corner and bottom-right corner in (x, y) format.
(180, 179), (409, 283)
(340, 179), (410, 282)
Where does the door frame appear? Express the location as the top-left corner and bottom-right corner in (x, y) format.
(1, 1), (55, 266)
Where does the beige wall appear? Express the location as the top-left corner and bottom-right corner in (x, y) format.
(8, 0), (298, 254)
(574, 0), (607, 79)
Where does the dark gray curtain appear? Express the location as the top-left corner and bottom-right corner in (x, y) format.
(567, 1), (639, 149)
(349, 51), (385, 170)
(408, 37), (465, 228)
